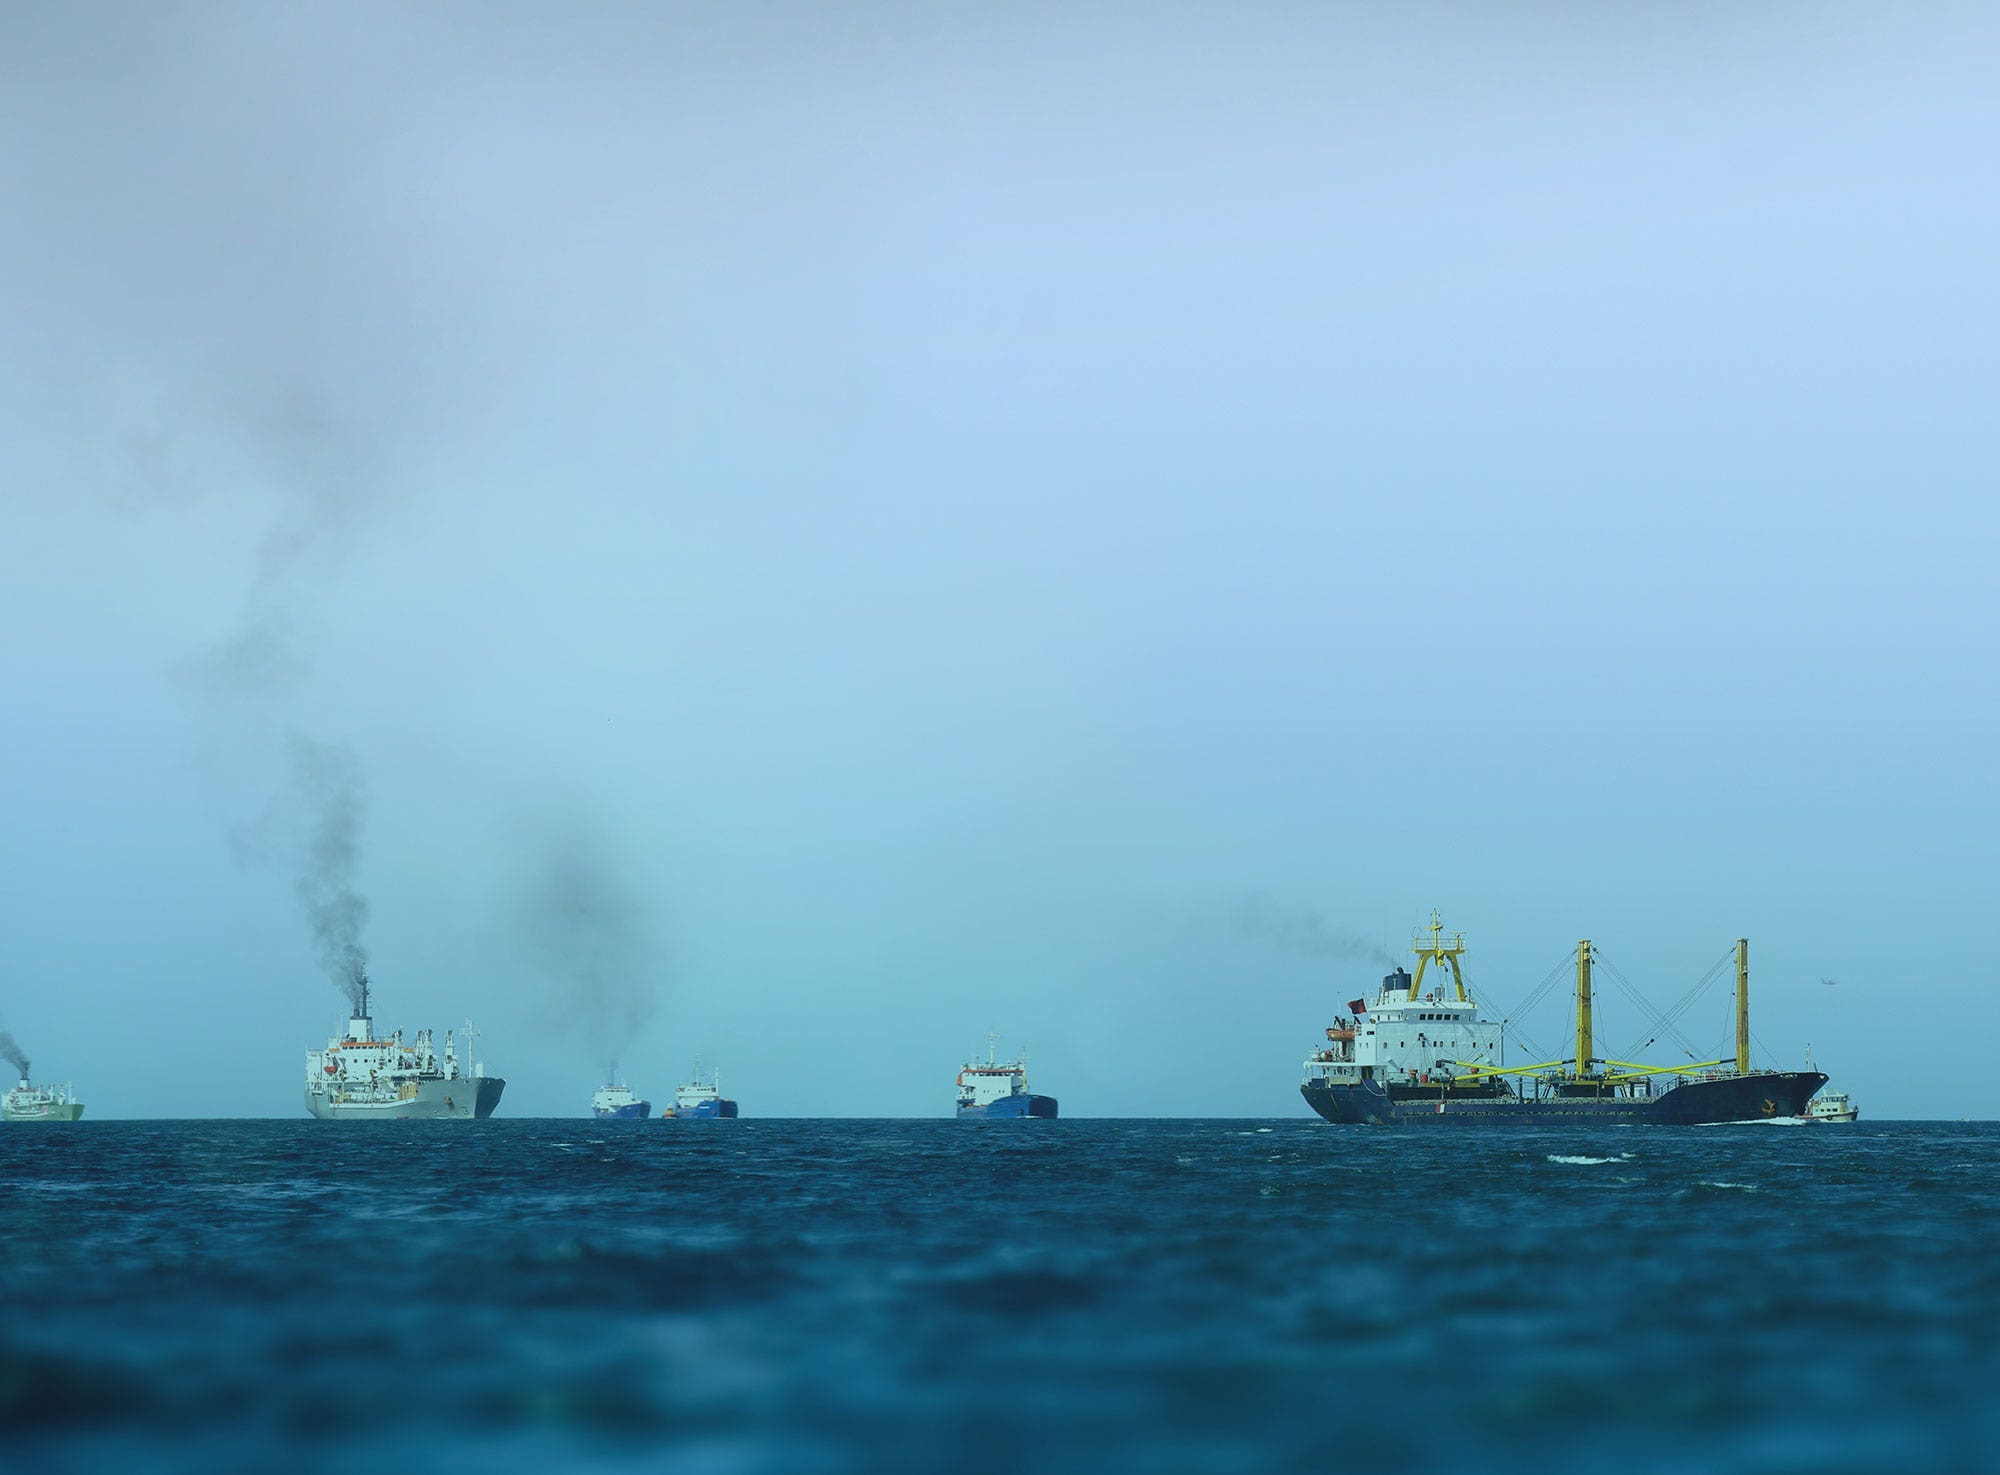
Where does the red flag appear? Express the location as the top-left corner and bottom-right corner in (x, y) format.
(1347, 998), (1366, 1015)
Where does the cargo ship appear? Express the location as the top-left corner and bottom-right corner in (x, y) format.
(662, 1065), (736, 1119)
(1301, 915), (1824, 1125)
(3, 1077), (84, 1123)
(304, 972), (504, 1120)
(592, 1081), (651, 1119)
(956, 1033), (1057, 1120)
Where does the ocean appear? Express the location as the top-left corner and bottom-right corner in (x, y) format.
(2, 1119), (1993, 1473)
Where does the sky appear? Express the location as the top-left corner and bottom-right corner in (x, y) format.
(0, 2), (1993, 1118)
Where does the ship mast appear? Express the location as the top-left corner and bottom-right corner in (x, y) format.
(1574, 939), (1594, 1078)
(1735, 938), (1750, 1075)
(1406, 911), (1471, 1002)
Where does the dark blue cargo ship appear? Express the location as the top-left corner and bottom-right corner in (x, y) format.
(1301, 917), (1826, 1127)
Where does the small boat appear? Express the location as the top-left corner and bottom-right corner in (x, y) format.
(1805, 1088), (1858, 1123)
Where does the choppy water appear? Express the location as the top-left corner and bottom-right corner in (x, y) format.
(3, 1119), (1994, 1473)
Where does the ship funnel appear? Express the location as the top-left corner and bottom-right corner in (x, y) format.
(346, 968), (374, 1042)
(1383, 967), (1411, 993)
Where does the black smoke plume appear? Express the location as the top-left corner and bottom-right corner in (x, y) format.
(0, 1031), (27, 1080)
(291, 736), (370, 1011)
(515, 817), (658, 1081)
(1235, 898), (1394, 968)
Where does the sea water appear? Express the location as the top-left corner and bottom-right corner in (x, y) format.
(2, 1119), (1993, 1473)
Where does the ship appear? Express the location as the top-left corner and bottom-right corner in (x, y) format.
(956, 1033), (1057, 1120)
(661, 1064), (736, 1119)
(304, 972), (504, 1120)
(1301, 915), (1825, 1126)
(1806, 1088), (1858, 1123)
(592, 1080), (651, 1119)
(3, 1077), (84, 1123)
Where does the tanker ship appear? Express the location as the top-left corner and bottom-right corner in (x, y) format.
(1301, 915), (1824, 1125)
(956, 1033), (1057, 1120)
(304, 972), (504, 1120)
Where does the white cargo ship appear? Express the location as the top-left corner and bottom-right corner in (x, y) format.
(3, 1077), (84, 1122)
(592, 1081), (651, 1119)
(304, 973), (504, 1120)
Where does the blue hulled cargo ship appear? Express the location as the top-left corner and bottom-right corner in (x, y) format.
(1301, 915), (1824, 1126)
(663, 1065), (737, 1119)
(592, 1081), (651, 1119)
(956, 1034), (1057, 1120)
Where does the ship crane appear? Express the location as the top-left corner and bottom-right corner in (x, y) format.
(1451, 937), (1759, 1093)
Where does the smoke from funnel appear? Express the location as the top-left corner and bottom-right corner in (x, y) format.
(515, 816), (659, 1081)
(290, 735), (371, 1011)
(1235, 898), (1394, 968)
(0, 1031), (27, 1081)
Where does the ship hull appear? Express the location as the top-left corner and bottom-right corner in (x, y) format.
(305, 1077), (506, 1120)
(664, 1099), (737, 1119)
(2, 1104), (84, 1122)
(1301, 1071), (1826, 1126)
(594, 1101), (652, 1120)
(957, 1093), (1058, 1120)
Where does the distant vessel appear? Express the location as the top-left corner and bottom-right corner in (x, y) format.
(956, 1033), (1057, 1120)
(662, 1065), (736, 1119)
(3, 1078), (84, 1123)
(304, 972), (504, 1120)
(1806, 1088), (1858, 1123)
(1301, 916), (1824, 1126)
(592, 1081), (651, 1120)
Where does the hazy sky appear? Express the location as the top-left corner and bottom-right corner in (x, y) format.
(1, 3), (1993, 1117)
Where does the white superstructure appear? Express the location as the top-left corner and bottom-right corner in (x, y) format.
(957, 1054), (1030, 1109)
(674, 1075), (724, 1111)
(1303, 971), (1503, 1095)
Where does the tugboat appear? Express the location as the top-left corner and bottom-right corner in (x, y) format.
(592, 1080), (651, 1119)
(304, 972), (504, 1120)
(661, 1063), (737, 1119)
(1806, 1088), (1859, 1123)
(1301, 915), (1825, 1126)
(3, 1077), (84, 1123)
(956, 1033), (1057, 1120)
